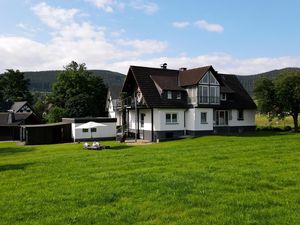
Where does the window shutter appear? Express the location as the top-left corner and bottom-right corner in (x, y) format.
(213, 110), (216, 121)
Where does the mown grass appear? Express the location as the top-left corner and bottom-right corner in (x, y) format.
(1, 133), (300, 225)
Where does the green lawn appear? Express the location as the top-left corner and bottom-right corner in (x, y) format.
(1, 133), (300, 225)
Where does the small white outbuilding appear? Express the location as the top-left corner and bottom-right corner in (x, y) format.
(62, 117), (117, 142)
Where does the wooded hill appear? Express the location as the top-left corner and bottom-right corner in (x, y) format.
(3, 67), (300, 96)
(236, 67), (300, 96)
(20, 70), (126, 92)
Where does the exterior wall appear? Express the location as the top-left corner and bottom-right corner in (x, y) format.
(186, 108), (214, 131)
(153, 108), (185, 131)
(72, 122), (116, 141)
(21, 124), (72, 145)
(228, 109), (256, 127)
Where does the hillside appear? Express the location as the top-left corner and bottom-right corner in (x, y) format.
(21, 70), (126, 92)
(236, 67), (300, 96)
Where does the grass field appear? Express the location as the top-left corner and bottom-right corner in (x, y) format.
(1, 133), (300, 225)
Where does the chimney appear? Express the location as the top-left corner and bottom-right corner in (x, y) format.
(160, 63), (167, 69)
(8, 110), (15, 124)
(179, 67), (187, 71)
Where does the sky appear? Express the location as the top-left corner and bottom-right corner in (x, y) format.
(0, 0), (300, 75)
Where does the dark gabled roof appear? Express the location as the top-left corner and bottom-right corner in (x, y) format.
(122, 66), (187, 108)
(179, 66), (212, 86)
(150, 74), (185, 91)
(122, 65), (256, 110)
(0, 101), (31, 112)
(108, 85), (123, 99)
(219, 74), (257, 109)
(0, 112), (33, 126)
(11, 101), (28, 112)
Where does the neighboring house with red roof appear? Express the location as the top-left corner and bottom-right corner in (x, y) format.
(121, 64), (257, 141)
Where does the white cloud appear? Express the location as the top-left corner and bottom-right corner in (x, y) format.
(85, 0), (124, 13)
(194, 20), (224, 33)
(1, 2), (299, 76)
(172, 21), (190, 29)
(130, 0), (159, 15)
(31, 2), (79, 29)
(105, 54), (300, 75)
(117, 39), (167, 55)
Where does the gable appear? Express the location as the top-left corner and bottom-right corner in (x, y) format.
(199, 71), (219, 85)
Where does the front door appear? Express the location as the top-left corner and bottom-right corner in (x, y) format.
(215, 110), (228, 126)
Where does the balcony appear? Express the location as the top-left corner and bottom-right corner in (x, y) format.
(199, 96), (220, 104)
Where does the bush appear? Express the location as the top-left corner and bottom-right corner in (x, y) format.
(256, 126), (292, 132)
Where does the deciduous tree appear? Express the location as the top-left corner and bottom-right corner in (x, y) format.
(48, 61), (107, 122)
(254, 72), (300, 131)
(0, 69), (32, 102)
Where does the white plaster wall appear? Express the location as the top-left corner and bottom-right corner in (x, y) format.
(73, 122), (116, 140)
(153, 108), (185, 131)
(194, 108), (214, 131)
(139, 109), (152, 131)
(228, 109), (256, 126)
(185, 108), (195, 130)
(129, 110), (136, 129)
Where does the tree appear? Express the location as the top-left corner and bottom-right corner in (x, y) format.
(0, 69), (32, 102)
(48, 61), (107, 122)
(254, 72), (300, 131)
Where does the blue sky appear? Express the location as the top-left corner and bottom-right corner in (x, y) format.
(0, 0), (300, 74)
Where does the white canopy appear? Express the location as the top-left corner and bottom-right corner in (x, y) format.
(75, 121), (107, 129)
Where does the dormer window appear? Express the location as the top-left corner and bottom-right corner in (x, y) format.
(176, 92), (181, 99)
(221, 93), (227, 101)
(167, 91), (172, 99)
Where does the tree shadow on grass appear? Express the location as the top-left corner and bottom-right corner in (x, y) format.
(0, 163), (35, 172)
(0, 147), (33, 156)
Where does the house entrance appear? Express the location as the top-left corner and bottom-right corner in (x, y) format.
(215, 110), (229, 126)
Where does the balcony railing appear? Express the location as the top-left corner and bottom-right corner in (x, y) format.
(199, 96), (220, 104)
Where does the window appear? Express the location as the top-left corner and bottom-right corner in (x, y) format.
(201, 112), (207, 124)
(209, 73), (219, 85)
(200, 73), (209, 84)
(167, 91), (172, 99)
(199, 85), (209, 103)
(82, 128), (89, 133)
(176, 92), (181, 99)
(238, 110), (244, 120)
(221, 93), (227, 101)
(166, 113), (178, 124)
(215, 110), (229, 126)
(140, 113), (145, 128)
(91, 128), (97, 132)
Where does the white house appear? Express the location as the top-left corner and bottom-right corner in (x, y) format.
(106, 85), (123, 126)
(120, 65), (256, 141)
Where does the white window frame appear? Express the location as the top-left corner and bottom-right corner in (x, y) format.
(140, 113), (145, 128)
(176, 92), (181, 99)
(166, 113), (178, 124)
(200, 112), (207, 124)
(238, 109), (244, 120)
(167, 91), (172, 99)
